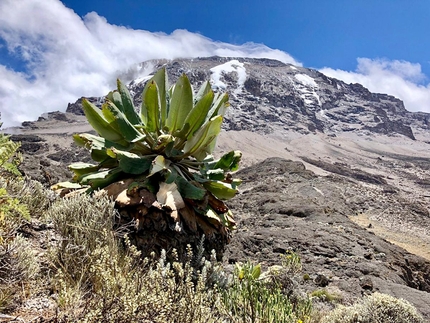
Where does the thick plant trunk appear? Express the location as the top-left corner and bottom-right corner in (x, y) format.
(116, 205), (229, 261)
(105, 180), (230, 261)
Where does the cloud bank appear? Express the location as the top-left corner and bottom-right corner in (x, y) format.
(1, 0), (429, 129)
(320, 58), (430, 114)
(0, 0), (300, 128)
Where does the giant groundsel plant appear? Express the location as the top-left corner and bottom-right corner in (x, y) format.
(56, 68), (241, 233)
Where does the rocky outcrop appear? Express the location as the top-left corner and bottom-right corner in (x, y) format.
(10, 132), (91, 186)
(65, 97), (102, 115)
(225, 158), (430, 318)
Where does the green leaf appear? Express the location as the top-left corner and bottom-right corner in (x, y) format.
(164, 140), (181, 158)
(119, 157), (151, 175)
(207, 92), (229, 121)
(251, 264), (261, 280)
(142, 81), (160, 133)
(73, 133), (105, 148)
(90, 149), (110, 162)
(69, 162), (99, 179)
(206, 168), (225, 181)
(79, 167), (123, 190)
(106, 91), (123, 112)
(177, 90), (214, 140)
(151, 68), (167, 128)
(73, 133), (132, 162)
(81, 99), (129, 146)
(183, 115), (223, 160)
(213, 150), (242, 171)
(231, 178), (242, 190)
(175, 176), (206, 200)
(117, 79), (141, 125)
(203, 180), (237, 200)
(166, 74), (193, 134)
(108, 148), (152, 175)
(165, 167), (178, 184)
(194, 81), (212, 103)
(236, 264), (245, 280)
(194, 136), (217, 161)
(102, 101), (145, 142)
(73, 133), (131, 151)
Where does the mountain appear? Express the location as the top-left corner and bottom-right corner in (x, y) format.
(67, 57), (429, 141)
(8, 57), (430, 318)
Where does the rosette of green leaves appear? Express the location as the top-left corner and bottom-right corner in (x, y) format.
(55, 68), (241, 230)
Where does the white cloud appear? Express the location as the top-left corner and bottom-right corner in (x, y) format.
(0, 0), (300, 128)
(320, 58), (430, 113)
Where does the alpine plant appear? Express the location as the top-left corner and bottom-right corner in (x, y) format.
(56, 68), (241, 239)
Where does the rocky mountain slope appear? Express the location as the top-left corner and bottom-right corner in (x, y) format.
(6, 57), (430, 318)
(66, 57), (429, 141)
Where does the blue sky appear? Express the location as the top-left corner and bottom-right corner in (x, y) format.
(61, 0), (430, 77)
(1, 0), (430, 127)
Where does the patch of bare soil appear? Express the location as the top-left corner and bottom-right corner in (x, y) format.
(350, 213), (430, 261)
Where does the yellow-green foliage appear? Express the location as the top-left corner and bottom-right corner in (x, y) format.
(0, 133), (29, 233)
(281, 250), (302, 275)
(0, 186), (30, 224)
(0, 132), (22, 178)
(321, 292), (425, 323)
(310, 289), (341, 303)
(79, 245), (224, 323)
(0, 130), (42, 311)
(222, 261), (312, 323)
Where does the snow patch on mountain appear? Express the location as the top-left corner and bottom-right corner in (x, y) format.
(129, 61), (156, 85)
(290, 74), (321, 107)
(295, 74), (318, 88)
(210, 60), (247, 94)
(132, 75), (153, 86)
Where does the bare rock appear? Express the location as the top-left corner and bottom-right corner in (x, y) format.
(225, 157), (430, 319)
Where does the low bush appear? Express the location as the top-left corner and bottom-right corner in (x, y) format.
(321, 292), (425, 323)
(221, 261), (312, 323)
(47, 193), (226, 322)
(310, 289), (341, 303)
(0, 131), (41, 311)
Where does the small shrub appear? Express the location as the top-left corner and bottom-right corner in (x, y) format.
(0, 130), (22, 179)
(79, 245), (224, 323)
(47, 192), (118, 297)
(0, 234), (39, 310)
(6, 178), (54, 218)
(48, 193), (226, 322)
(321, 292), (425, 323)
(0, 130), (39, 310)
(310, 289), (341, 303)
(221, 261), (312, 323)
(281, 250), (302, 275)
